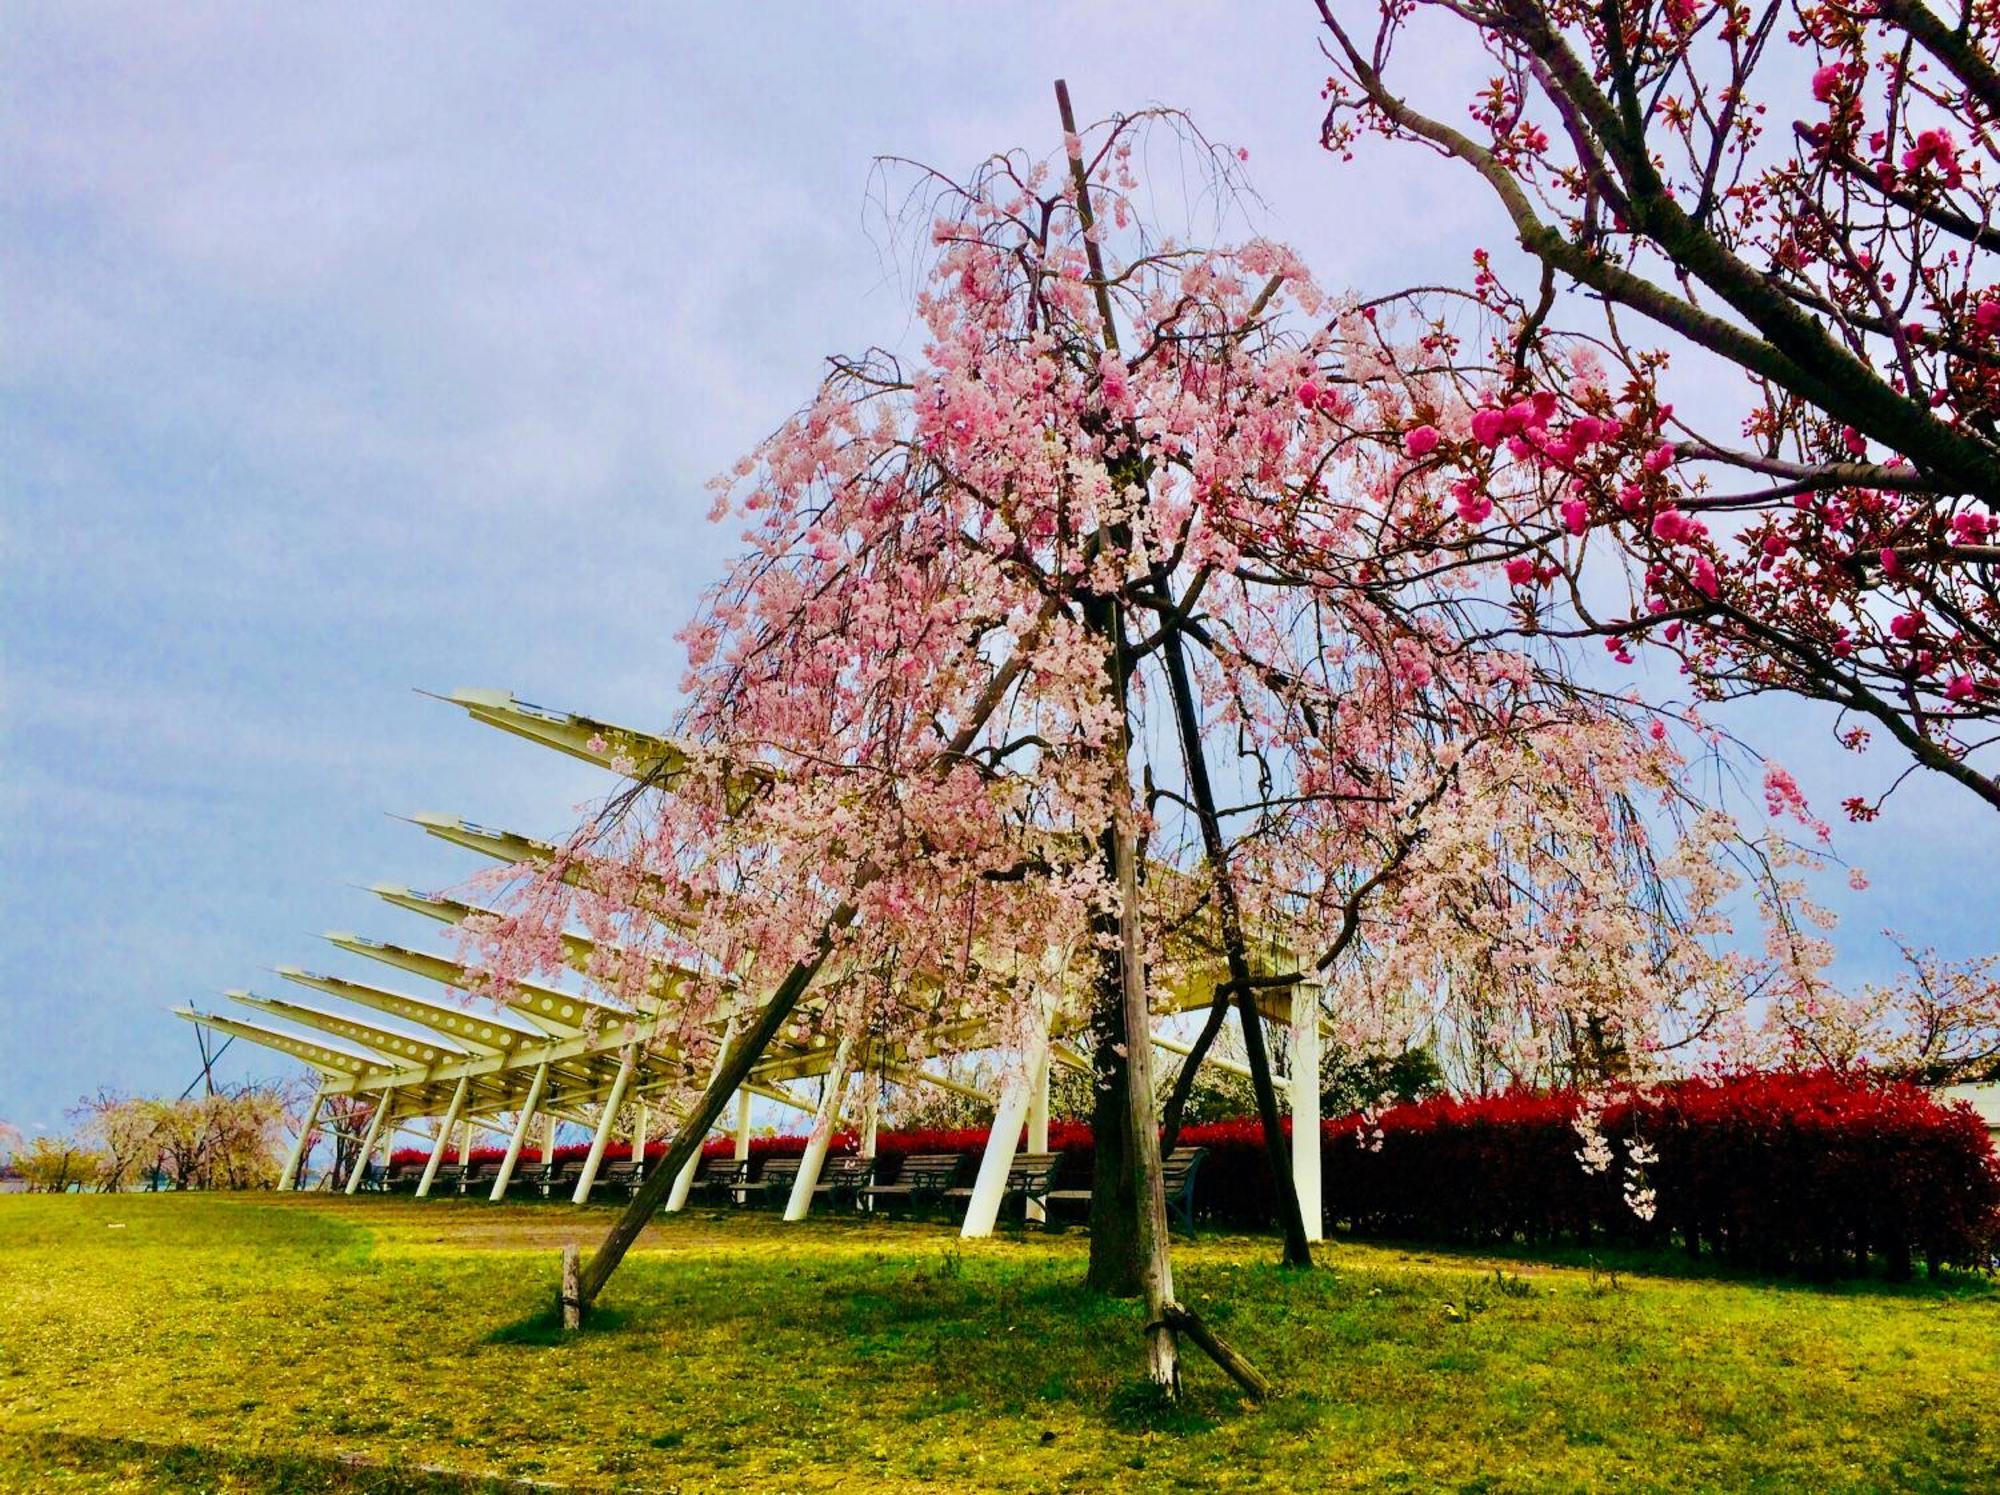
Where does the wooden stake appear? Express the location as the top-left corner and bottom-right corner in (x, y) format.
(1160, 1303), (1273, 1403)
(560, 1244), (582, 1332)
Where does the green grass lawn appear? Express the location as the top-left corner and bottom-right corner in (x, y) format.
(0, 1194), (1994, 1492)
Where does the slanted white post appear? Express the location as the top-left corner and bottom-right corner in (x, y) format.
(573, 1047), (637, 1204)
(631, 1100), (649, 1167)
(458, 1119), (474, 1167)
(665, 1110), (703, 1213)
(669, 1019), (739, 1213)
(345, 1087), (393, 1196)
(784, 1033), (855, 1222)
(962, 1016), (1050, 1238)
(416, 1076), (470, 1198)
(1024, 1043), (1052, 1224)
(1290, 983), (1324, 1242)
(857, 1075), (883, 1213)
(492, 1062), (549, 1201)
(280, 1083), (325, 1192)
(733, 1090), (752, 1161)
(544, 1113), (559, 1166)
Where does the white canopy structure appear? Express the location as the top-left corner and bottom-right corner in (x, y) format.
(179, 690), (1330, 1237)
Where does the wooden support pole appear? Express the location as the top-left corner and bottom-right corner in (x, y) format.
(1159, 1304), (1272, 1402)
(345, 1086), (393, 1196)
(416, 1076), (470, 1198)
(278, 1083), (324, 1192)
(784, 1033), (854, 1222)
(573, 1047), (637, 1204)
(560, 1244), (582, 1332)
(493, 1062), (549, 1201)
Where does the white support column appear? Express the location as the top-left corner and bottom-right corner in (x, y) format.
(458, 1119), (474, 1167)
(572, 1047), (637, 1204)
(857, 1075), (883, 1214)
(784, 1034), (855, 1222)
(961, 1016), (1049, 1239)
(491, 1062), (549, 1201)
(345, 1087), (393, 1196)
(733, 1089), (752, 1162)
(668, 1022), (739, 1213)
(544, 1113), (559, 1167)
(1291, 984), (1324, 1242)
(1024, 1044), (1052, 1224)
(631, 1100), (649, 1167)
(279, 1083), (325, 1192)
(665, 1111), (703, 1213)
(416, 1076), (470, 1198)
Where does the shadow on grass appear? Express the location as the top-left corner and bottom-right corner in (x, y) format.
(485, 1304), (632, 1346)
(1106, 1378), (1220, 1436)
(1339, 1230), (2000, 1299)
(5, 1432), (551, 1493)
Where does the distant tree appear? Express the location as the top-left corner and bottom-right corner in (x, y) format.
(74, 1090), (164, 1192)
(14, 1135), (103, 1194)
(317, 1093), (377, 1192)
(1770, 938), (2000, 1081)
(1320, 1046), (1445, 1118)
(135, 1086), (291, 1191)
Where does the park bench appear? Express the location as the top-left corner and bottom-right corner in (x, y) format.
(813, 1153), (874, 1209)
(690, 1153), (750, 1205)
(382, 1160), (423, 1193)
(597, 1159), (643, 1199)
(542, 1159), (584, 1199)
(859, 1152), (965, 1213)
(460, 1159), (499, 1195)
(742, 1154), (805, 1207)
(944, 1151), (1060, 1225)
(426, 1161), (467, 1195)
(1045, 1145), (1208, 1236)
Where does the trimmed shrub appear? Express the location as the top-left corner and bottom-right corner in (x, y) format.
(1322, 1072), (2000, 1277)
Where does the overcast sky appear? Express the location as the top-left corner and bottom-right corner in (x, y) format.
(4, 4), (1994, 1132)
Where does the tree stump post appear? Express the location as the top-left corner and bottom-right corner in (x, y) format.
(560, 1244), (582, 1331)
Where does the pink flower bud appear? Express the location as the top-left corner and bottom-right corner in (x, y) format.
(1404, 424), (1441, 457)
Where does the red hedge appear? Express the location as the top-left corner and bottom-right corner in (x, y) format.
(387, 1070), (1998, 1277)
(1321, 1072), (2000, 1276)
